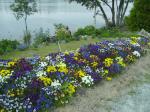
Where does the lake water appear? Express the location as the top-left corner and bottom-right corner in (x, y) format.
(0, 0), (133, 40)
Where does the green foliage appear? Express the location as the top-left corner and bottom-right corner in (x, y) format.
(0, 39), (20, 55)
(125, 0), (150, 31)
(73, 26), (136, 38)
(54, 24), (72, 42)
(23, 31), (32, 47)
(96, 27), (138, 38)
(10, 0), (37, 33)
(73, 25), (100, 38)
(33, 28), (51, 48)
(10, 0), (37, 20)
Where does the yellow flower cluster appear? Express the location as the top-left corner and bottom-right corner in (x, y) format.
(0, 70), (11, 77)
(91, 62), (98, 67)
(116, 57), (126, 67)
(7, 89), (24, 97)
(73, 56), (78, 60)
(39, 76), (52, 86)
(130, 36), (138, 45)
(0, 109), (5, 112)
(101, 69), (109, 77)
(76, 70), (86, 77)
(57, 62), (66, 67)
(68, 84), (75, 95)
(104, 69), (109, 75)
(106, 77), (112, 81)
(58, 66), (68, 74)
(8, 61), (16, 67)
(104, 58), (113, 67)
(127, 55), (134, 62)
(47, 66), (57, 73)
(64, 51), (69, 55)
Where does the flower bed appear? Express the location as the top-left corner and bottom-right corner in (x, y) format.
(0, 36), (150, 112)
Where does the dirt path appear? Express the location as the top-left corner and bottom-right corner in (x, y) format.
(53, 53), (150, 112)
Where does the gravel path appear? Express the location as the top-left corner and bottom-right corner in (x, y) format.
(54, 53), (150, 112)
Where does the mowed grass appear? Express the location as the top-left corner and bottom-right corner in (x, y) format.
(0, 37), (118, 59)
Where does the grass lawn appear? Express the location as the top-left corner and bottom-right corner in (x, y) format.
(0, 37), (117, 59)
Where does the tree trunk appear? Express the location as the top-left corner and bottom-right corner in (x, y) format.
(24, 14), (28, 33)
(120, 0), (130, 25)
(116, 0), (124, 26)
(98, 3), (109, 27)
(111, 0), (115, 26)
(57, 41), (62, 52)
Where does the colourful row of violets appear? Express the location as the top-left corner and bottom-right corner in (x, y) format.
(0, 36), (150, 112)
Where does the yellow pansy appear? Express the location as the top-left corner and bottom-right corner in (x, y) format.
(116, 57), (126, 67)
(73, 56), (78, 60)
(76, 70), (86, 77)
(47, 66), (57, 73)
(104, 58), (113, 67)
(130, 36), (138, 45)
(106, 77), (112, 81)
(7, 89), (24, 97)
(8, 61), (16, 67)
(104, 69), (109, 74)
(0, 70), (11, 77)
(0, 109), (5, 112)
(57, 62), (66, 67)
(39, 76), (52, 86)
(68, 84), (75, 95)
(64, 51), (69, 55)
(58, 66), (68, 74)
(7, 90), (15, 97)
(74, 52), (80, 57)
(91, 62), (98, 67)
(127, 55), (135, 62)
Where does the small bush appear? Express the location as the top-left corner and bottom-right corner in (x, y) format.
(73, 25), (98, 38)
(0, 39), (20, 55)
(125, 0), (150, 31)
(54, 24), (72, 42)
(33, 28), (51, 48)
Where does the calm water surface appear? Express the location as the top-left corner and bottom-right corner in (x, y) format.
(0, 0), (132, 40)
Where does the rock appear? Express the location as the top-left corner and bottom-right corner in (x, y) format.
(138, 29), (150, 37)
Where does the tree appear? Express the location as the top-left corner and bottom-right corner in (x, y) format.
(125, 0), (150, 31)
(10, 0), (37, 33)
(69, 0), (132, 27)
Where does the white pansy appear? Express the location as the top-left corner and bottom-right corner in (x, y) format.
(81, 75), (94, 86)
(39, 62), (48, 67)
(51, 80), (61, 89)
(108, 43), (114, 48)
(45, 56), (51, 61)
(36, 71), (46, 77)
(133, 51), (141, 57)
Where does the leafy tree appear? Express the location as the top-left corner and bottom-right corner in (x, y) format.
(10, 0), (37, 33)
(54, 24), (72, 52)
(69, 0), (132, 27)
(125, 0), (150, 31)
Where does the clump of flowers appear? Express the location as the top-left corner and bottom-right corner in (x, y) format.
(104, 58), (113, 67)
(0, 36), (149, 111)
(47, 66), (57, 73)
(81, 75), (94, 86)
(39, 76), (52, 86)
(75, 70), (86, 77)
